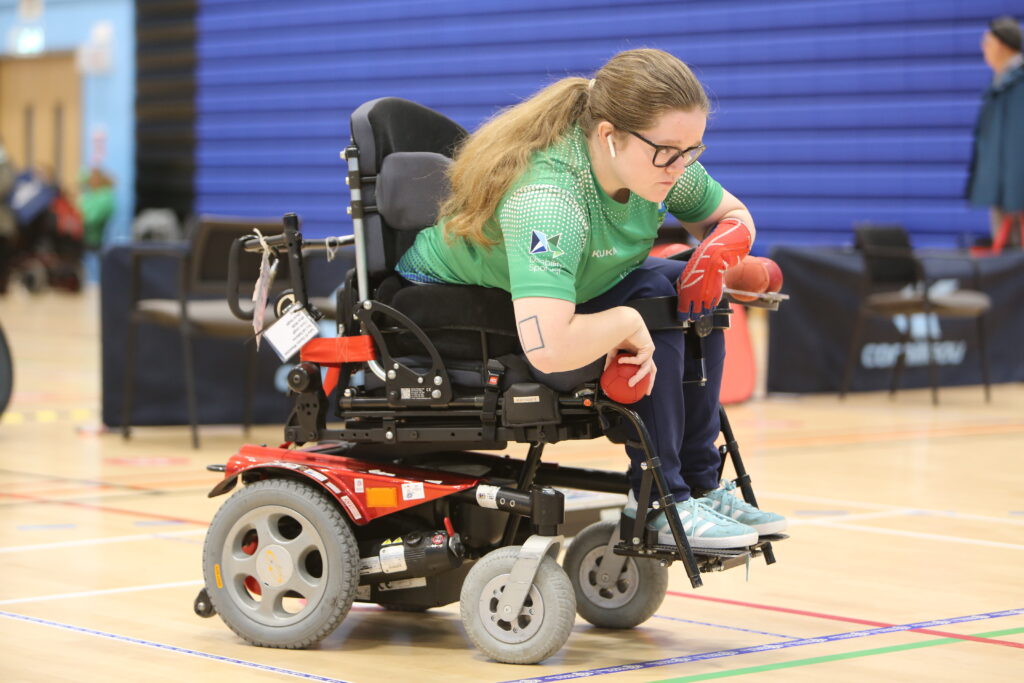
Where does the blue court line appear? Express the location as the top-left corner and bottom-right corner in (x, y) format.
(16, 523), (76, 531)
(652, 614), (796, 640)
(498, 608), (1024, 683)
(0, 610), (352, 682)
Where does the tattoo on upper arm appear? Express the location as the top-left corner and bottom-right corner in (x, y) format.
(518, 315), (545, 353)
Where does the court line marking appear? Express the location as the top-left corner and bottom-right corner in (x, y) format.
(797, 520), (1024, 551)
(0, 491), (210, 526)
(788, 509), (916, 524)
(651, 626), (1024, 682)
(751, 422), (1024, 450)
(0, 610), (351, 682)
(498, 609), (1024, 683)
(0, 580), (204, 606)
(0, 528), (207, 554)
(765, 490), (1024, 526)
(0, 467), (157, 491)
(667, 592), (1024, 648)
(652, 614), (796, 640)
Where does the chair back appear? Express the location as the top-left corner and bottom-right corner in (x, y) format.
(189, 215), (288, 296)
(348, 98), (468, 283)
(853, 224), (919, 289)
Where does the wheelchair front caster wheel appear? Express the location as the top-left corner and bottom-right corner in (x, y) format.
(201, 478), (360, 648)
(563, 520), (667, 629)
(194, 588), (216, 618)
(459, 546), (575, 664)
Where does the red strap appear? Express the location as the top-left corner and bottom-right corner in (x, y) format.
(300, 336), (377, 395)
(300, 336), (377, 365)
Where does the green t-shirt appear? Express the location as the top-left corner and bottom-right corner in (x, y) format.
(396, 125), (723, 303)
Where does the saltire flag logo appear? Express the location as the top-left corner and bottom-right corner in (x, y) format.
(529, 231), (563, 258)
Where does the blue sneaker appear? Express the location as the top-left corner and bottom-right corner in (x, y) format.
(623, 490), (758, 549)
(697, 480), (787, 535)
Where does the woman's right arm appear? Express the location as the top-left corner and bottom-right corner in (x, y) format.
(513, 297), (657, 394)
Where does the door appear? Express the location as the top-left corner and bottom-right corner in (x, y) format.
(0, 52), (81, 196)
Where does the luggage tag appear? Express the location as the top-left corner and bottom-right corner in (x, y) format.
(251, 228), (278, 349)
(262, 302), (319, 362)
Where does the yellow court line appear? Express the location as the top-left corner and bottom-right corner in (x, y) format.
(0, 408), (97, 425)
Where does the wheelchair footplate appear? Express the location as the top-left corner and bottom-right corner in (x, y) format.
(614, 514), (787, 573)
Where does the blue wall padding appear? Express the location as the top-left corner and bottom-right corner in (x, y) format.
(195, 0), (1021, 249)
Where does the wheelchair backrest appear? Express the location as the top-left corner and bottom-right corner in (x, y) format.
(348, 98), (468, 284)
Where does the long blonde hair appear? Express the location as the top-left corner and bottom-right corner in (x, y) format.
(441, 48), (710, 246)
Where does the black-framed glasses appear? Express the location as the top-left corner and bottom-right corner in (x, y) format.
(627, 130), (706, 168)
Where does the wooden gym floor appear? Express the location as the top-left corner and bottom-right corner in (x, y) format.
(1, 287), (1021, 682)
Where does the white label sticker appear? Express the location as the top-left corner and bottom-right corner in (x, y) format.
(379, 545), (407, 574)
(358, 556), (382, 575)
(340, 495), (362, 520)
(325, 481), (341, 494)
(355, 585), (371, 600)
(368, 469), (396, 477)
(475, 484), (500, 509)
(513, 395), (540, 403)
(263, 306), (319, 362)
(401, 481), (425, 501)
(377, 577), (427, 592)
(305, 468), (328, 482)
(354, 478), (364, 493)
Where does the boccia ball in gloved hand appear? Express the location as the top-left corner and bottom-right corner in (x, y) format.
(600, 352), (651, 404)
(676, 218), (754, 320)
(723, 256), (770, 301)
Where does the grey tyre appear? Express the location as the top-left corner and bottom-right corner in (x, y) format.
(202, 477), (359, 648)
(563, 520), (667, 629)
(460, 546), (575, 664)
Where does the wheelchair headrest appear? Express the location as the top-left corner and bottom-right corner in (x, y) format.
(377, 152), (452, 232)
(349, 98), (467, 175)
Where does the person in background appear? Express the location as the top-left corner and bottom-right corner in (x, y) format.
(77, 168), (115, 250)
(967, 15), (1024, 249)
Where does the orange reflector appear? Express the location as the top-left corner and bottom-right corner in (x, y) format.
(366, 487), (398, 508)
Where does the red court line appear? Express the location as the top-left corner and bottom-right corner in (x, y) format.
(0, 492), (210, 527)
(667, 591), (1024, 649)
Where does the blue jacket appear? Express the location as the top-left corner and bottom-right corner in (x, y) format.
(967, 60), (1024, 212)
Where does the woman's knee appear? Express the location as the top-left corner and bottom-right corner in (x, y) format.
(618, 268), (677, 300)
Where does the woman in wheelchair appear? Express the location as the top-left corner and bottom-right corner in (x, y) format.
(396, 48), (786, 550)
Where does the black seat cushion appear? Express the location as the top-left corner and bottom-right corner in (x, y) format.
(383, 280), (520, 359)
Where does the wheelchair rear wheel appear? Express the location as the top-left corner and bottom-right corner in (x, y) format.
(201, 478), (360, 648)
(459, 546), (575, 664)
(563, 520), (668, 629)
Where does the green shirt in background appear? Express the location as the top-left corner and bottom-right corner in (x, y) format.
(396, 125), (722, 303)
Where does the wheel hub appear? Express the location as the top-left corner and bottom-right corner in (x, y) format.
(579, 547), (639, 608)
(478, 574), (544, 644)
(256, 544), (294, 587)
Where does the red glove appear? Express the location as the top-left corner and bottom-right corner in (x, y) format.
(677, 218), (753, 320)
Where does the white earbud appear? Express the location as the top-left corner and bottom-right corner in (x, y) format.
(607, 136), (617, 158)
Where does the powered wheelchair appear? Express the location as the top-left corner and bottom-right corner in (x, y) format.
(193, 98), (786, 664)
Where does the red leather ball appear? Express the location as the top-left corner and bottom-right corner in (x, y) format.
(755, 256), (784, 292)
(600, 353), (650, 404)
(723, 256), (770, 301)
